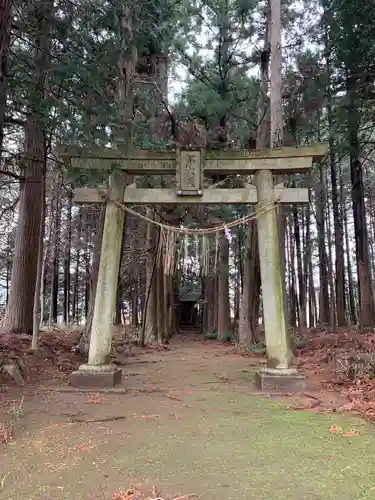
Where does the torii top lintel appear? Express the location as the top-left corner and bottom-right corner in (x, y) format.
(58, 143), (328, 176)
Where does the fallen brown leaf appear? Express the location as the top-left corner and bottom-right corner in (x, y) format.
(342, 429), (359, 437)
(329, 424), (341, 433)
(86, 394), (104, 404)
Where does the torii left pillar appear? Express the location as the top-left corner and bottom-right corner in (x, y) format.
(70, 170), (125, 388)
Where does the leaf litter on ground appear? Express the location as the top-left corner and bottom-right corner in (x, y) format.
(328, 424), (360, 436)
(295, 327), (375, 421)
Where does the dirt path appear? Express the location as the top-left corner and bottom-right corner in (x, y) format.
(1, 337), (375, 499)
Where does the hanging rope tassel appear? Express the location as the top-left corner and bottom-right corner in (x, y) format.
(206, 235), (211, 276)
(164, 228), (170, 274)
(175, 234), (182, 274)
(183, 233), (189, 274)
(201, 234), (207, 275)
(169, 229), (176, 274)
(157, 227), (164, 268)
(194, 234), (199, 274)
(166, 230), (176, 275)
(213, 231), (219, 274)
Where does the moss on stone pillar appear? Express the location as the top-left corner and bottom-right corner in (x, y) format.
(255, 169), (292, 369)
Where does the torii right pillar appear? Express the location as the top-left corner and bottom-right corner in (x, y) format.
(255, 168), (305, 391)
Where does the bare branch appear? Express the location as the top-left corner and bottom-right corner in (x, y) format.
(0, 197), (19, 220)
(0, 169), (23, 181)
(4, 115), (26, 127)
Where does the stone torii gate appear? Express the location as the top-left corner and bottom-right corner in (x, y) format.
(59, 144), (327, 390)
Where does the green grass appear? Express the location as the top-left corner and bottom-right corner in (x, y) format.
(104, 391), (375, 500)
(2, 387), (375, 499)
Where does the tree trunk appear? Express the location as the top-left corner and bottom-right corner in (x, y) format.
(270, 0), (286, 287)
(131, 292), (138, 326)
(348, 76), (375, 328)
(63, 189), (72, 324)
(114, 214), (127, 327)
(234, 238), (241, 332)
(332, 157), (346, 326)
(323, 0), (346, 326)
(343, 187), (357, 324)
(370, 207), (375, 304)
(202, 277), (208, 334)
(213, 274), (219, 332)
(1, 0), (53, 334)
(115, 283), (123, 325)
(79, 205), (105, 355)
(238, 224), (253, 346)
(293, 206), (306, 327)
(327, 100), (346, 325)
(83, 209), (91, 320)
(326, 187), (336, 328)
(32, 169), (46, 350)
(289, 214), (298, 327)
(316, 161), (330, 325)
(163, 271), (171, 339)
(308, 259), (317, 327)
(40, 201), (53, 325)
(156, 248), (165, 345)
(238, 8), (270, 346)
(2, 136), (45, 332)
(205, 276), (215, 335)
(167, 274), (176, 338)
(248, 228), (262, 338)
(5, 235), (11, 303)
(303, 206), (314, 327)
(0, 0), (12, 158)
(141, 211), (157, 345)
(72, 210), (82, 323)
(48, 178), (60, 325)
(285, 217), (292, 319)
(217, 234), (230, 339)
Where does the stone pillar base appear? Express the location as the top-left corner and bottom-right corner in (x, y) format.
(70, 364), (122, 389)
(255, 367), (306, 392)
